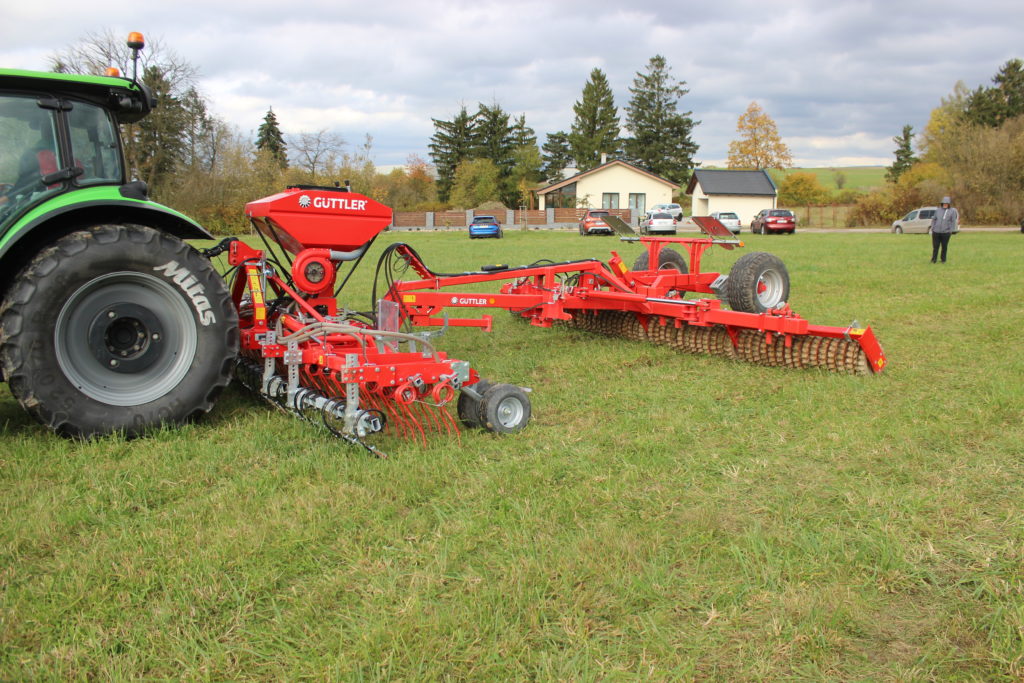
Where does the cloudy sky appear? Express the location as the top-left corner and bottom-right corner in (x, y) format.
(2, 0), (1021, 169)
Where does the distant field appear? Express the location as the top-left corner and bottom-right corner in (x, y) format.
(769, 166), (887, 192)
(2, 231), (1022, 679)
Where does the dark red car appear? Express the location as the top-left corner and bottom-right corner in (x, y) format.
(750, 209), (796, 234)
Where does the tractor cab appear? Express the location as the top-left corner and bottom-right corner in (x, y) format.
(0, 70), (147, 232)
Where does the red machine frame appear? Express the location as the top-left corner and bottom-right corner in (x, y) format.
(383, 232), (886, 375)
(219, 186), (886, 455)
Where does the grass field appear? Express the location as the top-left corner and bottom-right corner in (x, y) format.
(2, 229), (1023, 679)
(769, 166), (887, 193)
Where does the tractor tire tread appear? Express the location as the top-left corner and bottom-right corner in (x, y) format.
(0, 224), (239, 438)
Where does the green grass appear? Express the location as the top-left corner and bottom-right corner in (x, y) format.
(3, 230), (1023, 679)
(770, 166), (887, 193)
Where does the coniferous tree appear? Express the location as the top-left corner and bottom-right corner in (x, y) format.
(965, 58), (1024, 127)
(129, 65), (189, 189)
(622, 55), (699, 184)
(568, 68), (620, 171)
(885, 124), (918, 183)
(510, 113), (537, 149)
(507, 114), (542, 207)
(255, 107), (287, 169)
(428, 106), (476, 202)
(541, 131), (574, 184)
(473, 102), (516, 176)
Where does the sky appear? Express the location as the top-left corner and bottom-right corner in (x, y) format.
(2, 0), (1022, 170)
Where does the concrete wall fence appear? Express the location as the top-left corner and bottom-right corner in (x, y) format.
(390, 208), (634, 231)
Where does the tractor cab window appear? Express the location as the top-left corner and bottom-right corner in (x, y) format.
(0, 94), (62, 217)
(67, 101), (123, 186)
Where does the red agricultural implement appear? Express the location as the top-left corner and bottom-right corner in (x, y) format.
(0, 33), (881, 445)
(219, 186), (886, 455)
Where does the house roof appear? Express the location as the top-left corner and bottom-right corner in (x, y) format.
(686, 169), (777, 196)
(536, 159), (680, 195)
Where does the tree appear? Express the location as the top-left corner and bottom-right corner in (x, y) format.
(833, 169), (847, 190)
(255, 108), (288, 169)
(428, 106), (476, 202)
(777, 172), (829, 206)
(50, 30), (201, 194)
(288, 129), (344, 183)
(404, 154), (437, 208)
(726, 102), (792, 170)
(920, 81), (971, 160)
(128, 65), (190, 191)
(448, 158), (501, 208)
(568, 68), (620, 171)
(510, 114), (537, 150)
(473, 102), (516, 176)
(179, 88), (215, 171)
(504, 114), (541, 207)
(622, 55), (699, 184)
(885, 124), (918, 183)
(509, 144), (543, 208)
(541, 131), (574, 184)
(49, 29), (197, 87)
(964, 58), (1024, 127)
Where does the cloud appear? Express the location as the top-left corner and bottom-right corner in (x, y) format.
(2, 0), (1022, 166)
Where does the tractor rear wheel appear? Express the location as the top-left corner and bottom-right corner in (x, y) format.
(0, 224), (239, 438)
(726, 251), (790, 313)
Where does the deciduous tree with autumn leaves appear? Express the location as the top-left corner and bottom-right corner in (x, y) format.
(727, 102), (793, 170)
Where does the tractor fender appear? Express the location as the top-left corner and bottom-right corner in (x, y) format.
(0, 189), (213, 309)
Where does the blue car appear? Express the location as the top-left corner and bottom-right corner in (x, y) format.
(468, 215), (503, 239)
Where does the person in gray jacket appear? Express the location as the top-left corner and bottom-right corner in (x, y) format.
(930, 196), (958, 263)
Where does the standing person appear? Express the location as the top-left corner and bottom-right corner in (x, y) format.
(930, 196), (958, 263)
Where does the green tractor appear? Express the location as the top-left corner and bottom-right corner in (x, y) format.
(0, 34), (238, 438)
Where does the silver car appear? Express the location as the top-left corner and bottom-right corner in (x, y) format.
(891, 207), (933, 233)
(650, 203), (683, 221)
(639, 212), (677, 235)
(892, 206), (960, 234)
(710, 211), (742, 234)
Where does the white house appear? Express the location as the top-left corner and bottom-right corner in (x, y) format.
(686, 169), (777, 224)
(536, 160), (679, 214)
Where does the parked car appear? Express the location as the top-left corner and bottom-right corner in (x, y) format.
(710, 211), (742, 234)
(750, 209), (796, 234)
(639, 211), (677, 235)
(579, 209), (613, 235)
(890, 206), (958, 234)
(650, 203), (684, 221)
(468, 215), (503, 239)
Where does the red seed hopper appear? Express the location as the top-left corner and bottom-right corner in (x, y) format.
(245, 185), (393, 254)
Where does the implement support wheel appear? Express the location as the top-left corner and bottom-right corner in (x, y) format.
(456, 379), (493, 429)
(479, 383), (531, 434)
(631, 247), (688, 274)
(726, 251), (790, 313)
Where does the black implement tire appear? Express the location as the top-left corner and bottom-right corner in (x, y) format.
(632, 246), (688, 274)
(479, 383), (531, 434)
(726, 251), (790, 313)
(456, 379), (493, 429)
(0, 225), (239, 438)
